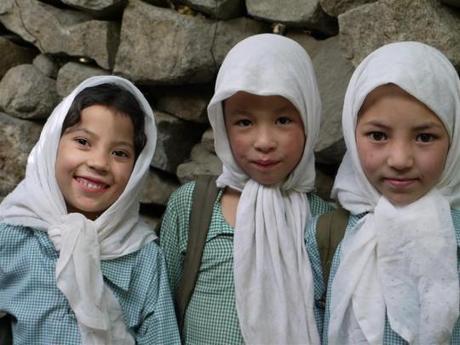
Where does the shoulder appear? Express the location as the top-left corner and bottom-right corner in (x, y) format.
(0, 222), (34, 244)
(307, 192), (335, 216)
(165, 181), (196, 212)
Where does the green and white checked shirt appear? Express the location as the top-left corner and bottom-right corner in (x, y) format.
(160, 181), (333, 345)
(306, 209), (460, 345)
(0, 223), (180, 345)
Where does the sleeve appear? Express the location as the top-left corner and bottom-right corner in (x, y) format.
(158, 182), (194, 293)
(305, 215), (327, 338)
(135, 246), (181, 345)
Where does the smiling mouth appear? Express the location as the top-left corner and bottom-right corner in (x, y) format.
(75, 177), (109, 192)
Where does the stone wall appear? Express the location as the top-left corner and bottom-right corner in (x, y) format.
(1, 0), (459, 224)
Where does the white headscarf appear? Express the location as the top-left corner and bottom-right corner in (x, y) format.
(207, 33), (322, 345)
(329, 41), (460, 345)
(0, 76), (157, 345)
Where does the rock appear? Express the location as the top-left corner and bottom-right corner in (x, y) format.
(246, 0), (337, 35)
(115, 1), (268, 84)
(176, 143), (222, 183)
(180, 0), (244, 19)
(153, 111), (206, 173)
(140, 168), (180, 205)
(339, 0), (460, 69)
(287, 31), (323, 59)
(0, 36), (36, 79)
(441, 0), (460, 9)
(0, 64), (60, 120)
(155, 84), (212, 123)
(0, 112), (42, 196)
(56, 62), (109, 97)
(320, 0), (375, 17)
(114, 0), (216, 84)
(310, 35), (353, 165)
(0, 0), (120, 69)
(60, 0), (125, 12)
(32, 54), (58, 78)
(212, 17), (270, 65)
(201, 128), (215, 154)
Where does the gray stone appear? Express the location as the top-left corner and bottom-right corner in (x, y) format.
(311, 36), (353, 165)
(114, 0), (216, 84)
(442, 0), (460, 8)
(246, 0), (336, 34)
(212, 17), (270, 65)
(0, 0), (120, 69)
(60, 0), (125, 11)
(0, 36), (35, 79)
(56, 62), (109, 97)
(320, 0), (375, 17)
(33, 54), (58, 78)
(176, 143), (222, 183)
(201, 128), (215, 154)
(155, 84), (212, 123)
(140, 169), (180, 206)
(287, 31), (323, 60)
(0, 64), (60, 120)
(153, 111), (205, 173)
(0, 112), (42, 196)
(339, 0), (460, 69)
(181, 0), (244, 19)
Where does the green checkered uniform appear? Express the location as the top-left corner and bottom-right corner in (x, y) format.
(160, 181), (333, 345)
(0, 223), (180, 345)
(306, 209), (460, 345)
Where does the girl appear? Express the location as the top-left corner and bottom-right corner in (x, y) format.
(160, 33), (332, 344)
(0, 76), (180, 344)
(318, 41), (460, 344)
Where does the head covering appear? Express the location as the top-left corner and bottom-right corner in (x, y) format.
(0, 76), (157, 345)
(329, 41), (460, 344)
(208, 33), (322, 345)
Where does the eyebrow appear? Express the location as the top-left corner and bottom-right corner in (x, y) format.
(65, 127), (134, 148)
(360, 120), (446, 131)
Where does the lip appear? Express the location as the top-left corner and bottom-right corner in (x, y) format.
(74, 176), (109, 193)
(384, 177), (418, 189)
(252, 160), (279, 168)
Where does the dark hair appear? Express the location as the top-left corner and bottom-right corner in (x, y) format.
(61, 83), (147, 157)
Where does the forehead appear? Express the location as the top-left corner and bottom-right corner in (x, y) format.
(360, 85), (439, 119)
(224, 91), (300, 114)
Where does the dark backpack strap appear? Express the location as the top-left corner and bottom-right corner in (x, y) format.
(0, 315), (13, 345)
(175, 175), (219, 332)
(316, 207), (349, 307)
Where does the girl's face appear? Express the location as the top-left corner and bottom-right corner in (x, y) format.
(224, 91), (306, 186)
(356, 84), (450, 206)
(55, 105), (136, 220)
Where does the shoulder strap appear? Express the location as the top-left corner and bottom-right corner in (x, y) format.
(316, 207), (349, 302)
(0, 315), (12, 345)
(175, 175), (219, 332)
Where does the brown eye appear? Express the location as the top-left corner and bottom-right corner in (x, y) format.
(368, 132), (387, 141)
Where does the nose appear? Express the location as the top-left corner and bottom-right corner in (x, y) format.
(387, 140), (414, 170)
(87, 149), (109, 173)
(254, 126), (276, 152)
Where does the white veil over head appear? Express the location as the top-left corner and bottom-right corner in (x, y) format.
(0, 76), (157, 345)
(208, 33), (322, 345)
(329, 42), (460, 345)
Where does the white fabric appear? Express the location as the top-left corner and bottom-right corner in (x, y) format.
(207, 33), (322, 345)
(329, 41), (460, 344)
(0, 76), (158, 345)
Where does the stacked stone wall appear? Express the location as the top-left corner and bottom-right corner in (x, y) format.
(1, 0), (459, 224)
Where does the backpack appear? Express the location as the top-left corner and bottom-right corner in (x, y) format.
(174, 175), (349, 332)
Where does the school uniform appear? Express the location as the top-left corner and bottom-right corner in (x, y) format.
(161, 31), (330, 345)
(161, 181), (333, 344)
(320, 42), (460, 345)
(0, 223), (178, 345)
(0, 76), (180, 344)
